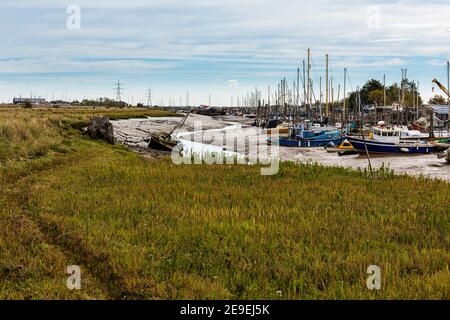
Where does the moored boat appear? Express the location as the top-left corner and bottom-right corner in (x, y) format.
(346, 122), (435, 154)
(268, 122), (343, 147)
(325, 139), (357, 156)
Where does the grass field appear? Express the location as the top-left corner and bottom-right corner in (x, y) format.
(0, 107), (449, 299)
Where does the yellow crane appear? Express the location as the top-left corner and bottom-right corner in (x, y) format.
(432, 78), (450, 97)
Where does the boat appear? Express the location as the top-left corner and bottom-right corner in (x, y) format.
(265, 120), (290, 135)
(146, 132), (178, 151)
(437, 148), (450, 162)
(345, 122), (435, 154)
(268, 122), (343, 147)
(325, 139), (357, 156)
(146, 111), (190, 151)
(196, 105), (223, 116)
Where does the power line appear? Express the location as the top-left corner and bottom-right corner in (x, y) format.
(114, 80), (123, 102)
(146, 87), (153, 108)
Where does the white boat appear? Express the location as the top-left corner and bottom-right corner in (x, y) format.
(346, 122), (435, 154)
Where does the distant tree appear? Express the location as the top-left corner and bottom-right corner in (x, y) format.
(346, 78), (423, 111)
(80, 98), (128, 108)
(23, 100), (32, 109)
(428, 95), (447, 105)
(360, 79), (383, 104)
(362, 79), (383, 93)
(367, 89), (385, 105)
(136, 103), (144, 108)
(385, 83), (398, 103)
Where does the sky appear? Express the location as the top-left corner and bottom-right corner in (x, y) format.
(0, 0), (450, 105)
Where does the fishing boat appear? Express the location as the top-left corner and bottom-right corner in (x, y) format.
(268, 122), (343, 147)
(346, 122), (435, 154)
(325, 139), (357, 156)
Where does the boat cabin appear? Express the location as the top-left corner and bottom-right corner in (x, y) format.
(371, 126), (426, 143)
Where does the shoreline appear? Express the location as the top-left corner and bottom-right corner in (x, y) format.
(112, 114), (450, 182)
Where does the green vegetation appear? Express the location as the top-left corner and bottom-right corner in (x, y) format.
(347, 79), (423, 110)
(0, 107), (178, 163)
(23, 100), (33, 109)
(428, 95), (448, 105)
(0, 108), (449, 300)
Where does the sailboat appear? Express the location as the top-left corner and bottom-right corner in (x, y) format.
(146, 111), (190, 151)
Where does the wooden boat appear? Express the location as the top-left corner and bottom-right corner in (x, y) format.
(146, 132), (178, 151)
(325, 140), (357, 156)
(146, 111), (190, 151)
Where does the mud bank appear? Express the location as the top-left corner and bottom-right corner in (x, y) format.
(112, 115), (450, 181)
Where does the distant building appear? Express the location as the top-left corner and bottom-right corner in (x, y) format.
(427, 104), (449, 117)
(13, 97), (47, 105)
(375, 103), (404, 112)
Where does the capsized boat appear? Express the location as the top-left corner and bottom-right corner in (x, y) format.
(325, 139), (357, 156)
(268, 122), (343, 147)
(346, 122), (435, 154)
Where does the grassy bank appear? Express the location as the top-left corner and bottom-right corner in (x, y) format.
(0, 108), (449, 299)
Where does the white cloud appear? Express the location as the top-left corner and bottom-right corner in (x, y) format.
(228, 79), (239, 87)
(0, 0), (450, 103)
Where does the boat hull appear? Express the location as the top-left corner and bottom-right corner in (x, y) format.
(325, 147), (358, 155)
(269, 137), (343, 148)
(346, 136), (434, 154)
(148, 133), (178, 151)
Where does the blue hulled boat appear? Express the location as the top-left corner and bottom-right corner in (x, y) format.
(268, 123), (343, 147)
(346, 124), (435, 154)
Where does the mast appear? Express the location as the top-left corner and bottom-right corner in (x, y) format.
(277, 83), (280, 118)
(343, 68), (347, 124)
(296, 67), (300, 123)
(331, 77), (334, 123)
(325, 54), (329, 119)
(337, 84), (341, 123)
(302, 60), (306, 114)
(283, 78), (287, 121)
(448, 61), (450, 132)
(319, 76), (322, 122)
(307, 48), (311, 117)
(417, 81), (420, 114)
(412, 81), (416, 120)
(293, 80), (296, 123)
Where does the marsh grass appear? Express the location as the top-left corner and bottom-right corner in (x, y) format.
(0, 108), (448, 299)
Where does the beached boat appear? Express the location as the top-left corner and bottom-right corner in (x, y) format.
(325, 139), (357, 156)
(146, 132), (178, 151)
(146, 111), (190, 151)
(265, 120), (290, 135)
(268, 123), (343, 147)
(346, 123), (435, 154)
